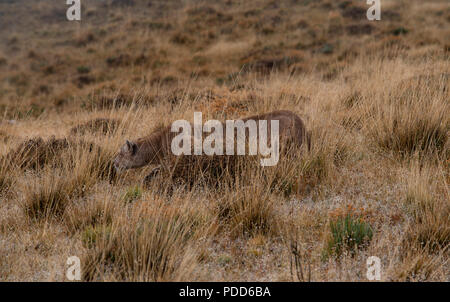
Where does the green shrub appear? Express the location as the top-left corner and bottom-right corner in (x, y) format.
(323, 214), (373, 259)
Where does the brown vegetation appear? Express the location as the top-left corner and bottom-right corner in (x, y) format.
(0, 0), (448, 281)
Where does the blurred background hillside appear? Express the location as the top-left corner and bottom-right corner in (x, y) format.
(0, 0), (448, 118)
(0, 0), (449, 282)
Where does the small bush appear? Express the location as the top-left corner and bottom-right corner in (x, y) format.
(319, 44), (334, 55)
(323, 213), (373, 259)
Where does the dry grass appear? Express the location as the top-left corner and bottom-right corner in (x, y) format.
(81, 198), (206, 281)
(403, 163), (449, 254)
(0, 155), (14, 195)
(0, 0), (449, 281)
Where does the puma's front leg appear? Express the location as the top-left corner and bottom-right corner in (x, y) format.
(143, 166), (161, 185)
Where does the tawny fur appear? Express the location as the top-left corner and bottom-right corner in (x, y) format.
(113, 110), (309, 171)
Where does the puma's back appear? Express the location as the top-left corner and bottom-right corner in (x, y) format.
(241, 110), (308, 147)
(113, 110), (309, 171)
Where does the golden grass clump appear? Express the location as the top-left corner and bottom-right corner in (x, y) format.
(391, 162), (449, 281)
(5, 136), (70, 170)
(22, 138), (118, 222)
(23, 171), (73, 221)
(395, 252), (444, 282)
(82, 201), (205, 281)
(403, 164), (449, 254)
(63, 197), (117, 234)
(365, 72), (449, 158)
(5, 135), (116, 179)
(216, 186), (278, 238)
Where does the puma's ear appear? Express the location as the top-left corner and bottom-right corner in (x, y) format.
(124, 140), (138, 155)
(123, 140), (132, 152)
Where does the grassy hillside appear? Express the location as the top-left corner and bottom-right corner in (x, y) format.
(0, 0), (448, 281)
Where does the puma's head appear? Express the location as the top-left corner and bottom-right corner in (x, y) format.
(113, 140), (147, 171)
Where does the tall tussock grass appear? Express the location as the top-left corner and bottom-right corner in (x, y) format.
(22, 138), (117, 221)
(402, 163), (449, 254)
(4, 135), (116, 179)
(64, 197), (117, 234)
(23, 171), (73, 221)
(395, 251), (445, 282)
(394, 162), (449, 279)
(143, 145), (322, 239)
(364, 72), (449, 158)
(294, 123), (350, 192)
(82, 201), (204, 281)
(159, 154), (247, 189)
(216, 186), (278, 238)
(5, 136), (70, 170)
